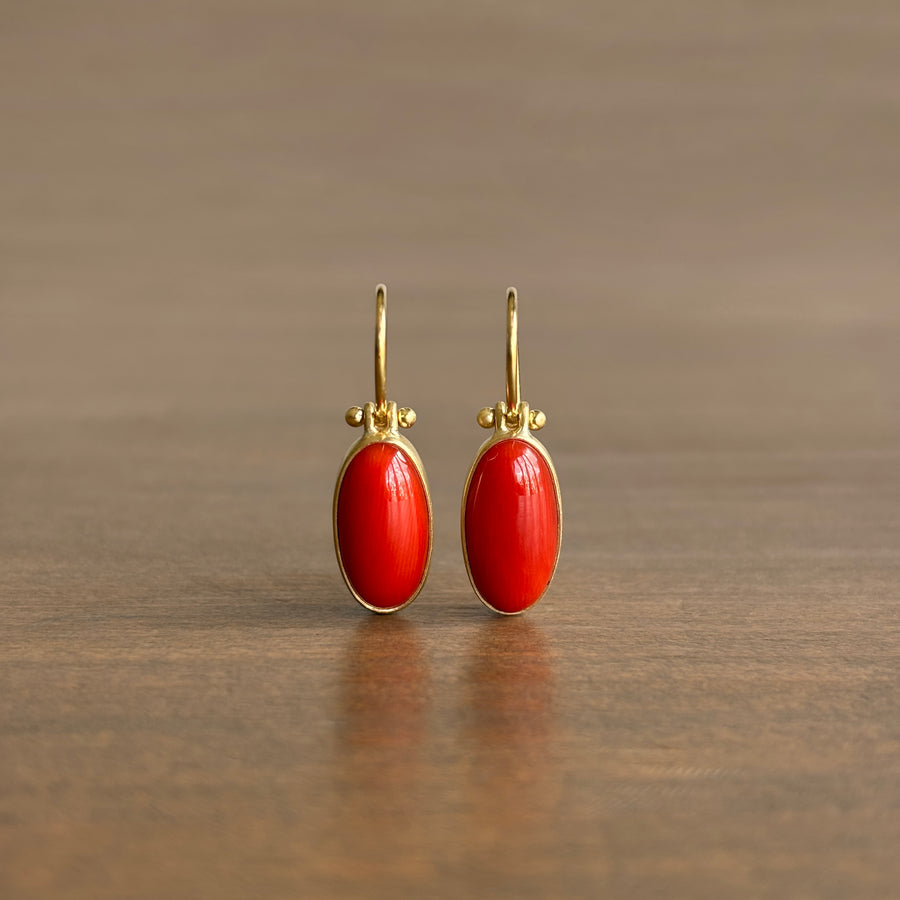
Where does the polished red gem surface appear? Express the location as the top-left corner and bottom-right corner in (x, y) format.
(464, 438), (559, 614)
(336, 442), (430, 610)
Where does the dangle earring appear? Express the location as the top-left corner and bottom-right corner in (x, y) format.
(461, 288), (562, 614)
(334, 284), (433, 613)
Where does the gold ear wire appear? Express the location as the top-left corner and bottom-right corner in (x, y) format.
(506, 287), (519, 412)
(346, 284), (417, 433)
(374, 283), (387, 417)
(477, 287), (545, 432)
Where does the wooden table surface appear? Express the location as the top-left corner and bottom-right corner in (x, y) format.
(2, 3), (899, 897)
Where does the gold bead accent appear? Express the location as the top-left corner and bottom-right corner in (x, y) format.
(530, 409), (546, 430)
(398, 407), (417, 428)
(345, 406), (364, 427)
(477, 407), (495, 429)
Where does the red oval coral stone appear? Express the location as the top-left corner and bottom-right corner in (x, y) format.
(337, 442), (430, 610)
(464, 438), (559, 614)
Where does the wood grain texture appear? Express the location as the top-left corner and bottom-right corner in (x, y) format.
(1, 2), (899, 898)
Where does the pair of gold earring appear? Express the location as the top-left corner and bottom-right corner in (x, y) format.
(333, 285), (561, 616)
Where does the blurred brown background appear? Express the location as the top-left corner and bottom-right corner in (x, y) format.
(1, 2), (898, 898)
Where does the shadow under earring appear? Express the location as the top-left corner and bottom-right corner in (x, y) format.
(461, 287), (562, 615)
(334, 284), (433, 613)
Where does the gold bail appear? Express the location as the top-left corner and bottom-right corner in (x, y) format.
(506, 287), (520, 411)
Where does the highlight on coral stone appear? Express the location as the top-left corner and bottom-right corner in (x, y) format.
(336, 442), (430, 610)
(464, 438), (560, 614)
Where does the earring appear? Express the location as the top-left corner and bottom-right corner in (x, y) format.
(333, 284), (433, 613)
(461, 288), (562, 615)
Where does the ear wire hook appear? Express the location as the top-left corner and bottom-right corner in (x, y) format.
(375, 283), (387, 416)
(345, 284), (416, 430)
(477, 287), (546, 431)
(506, 287), (520, 412)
